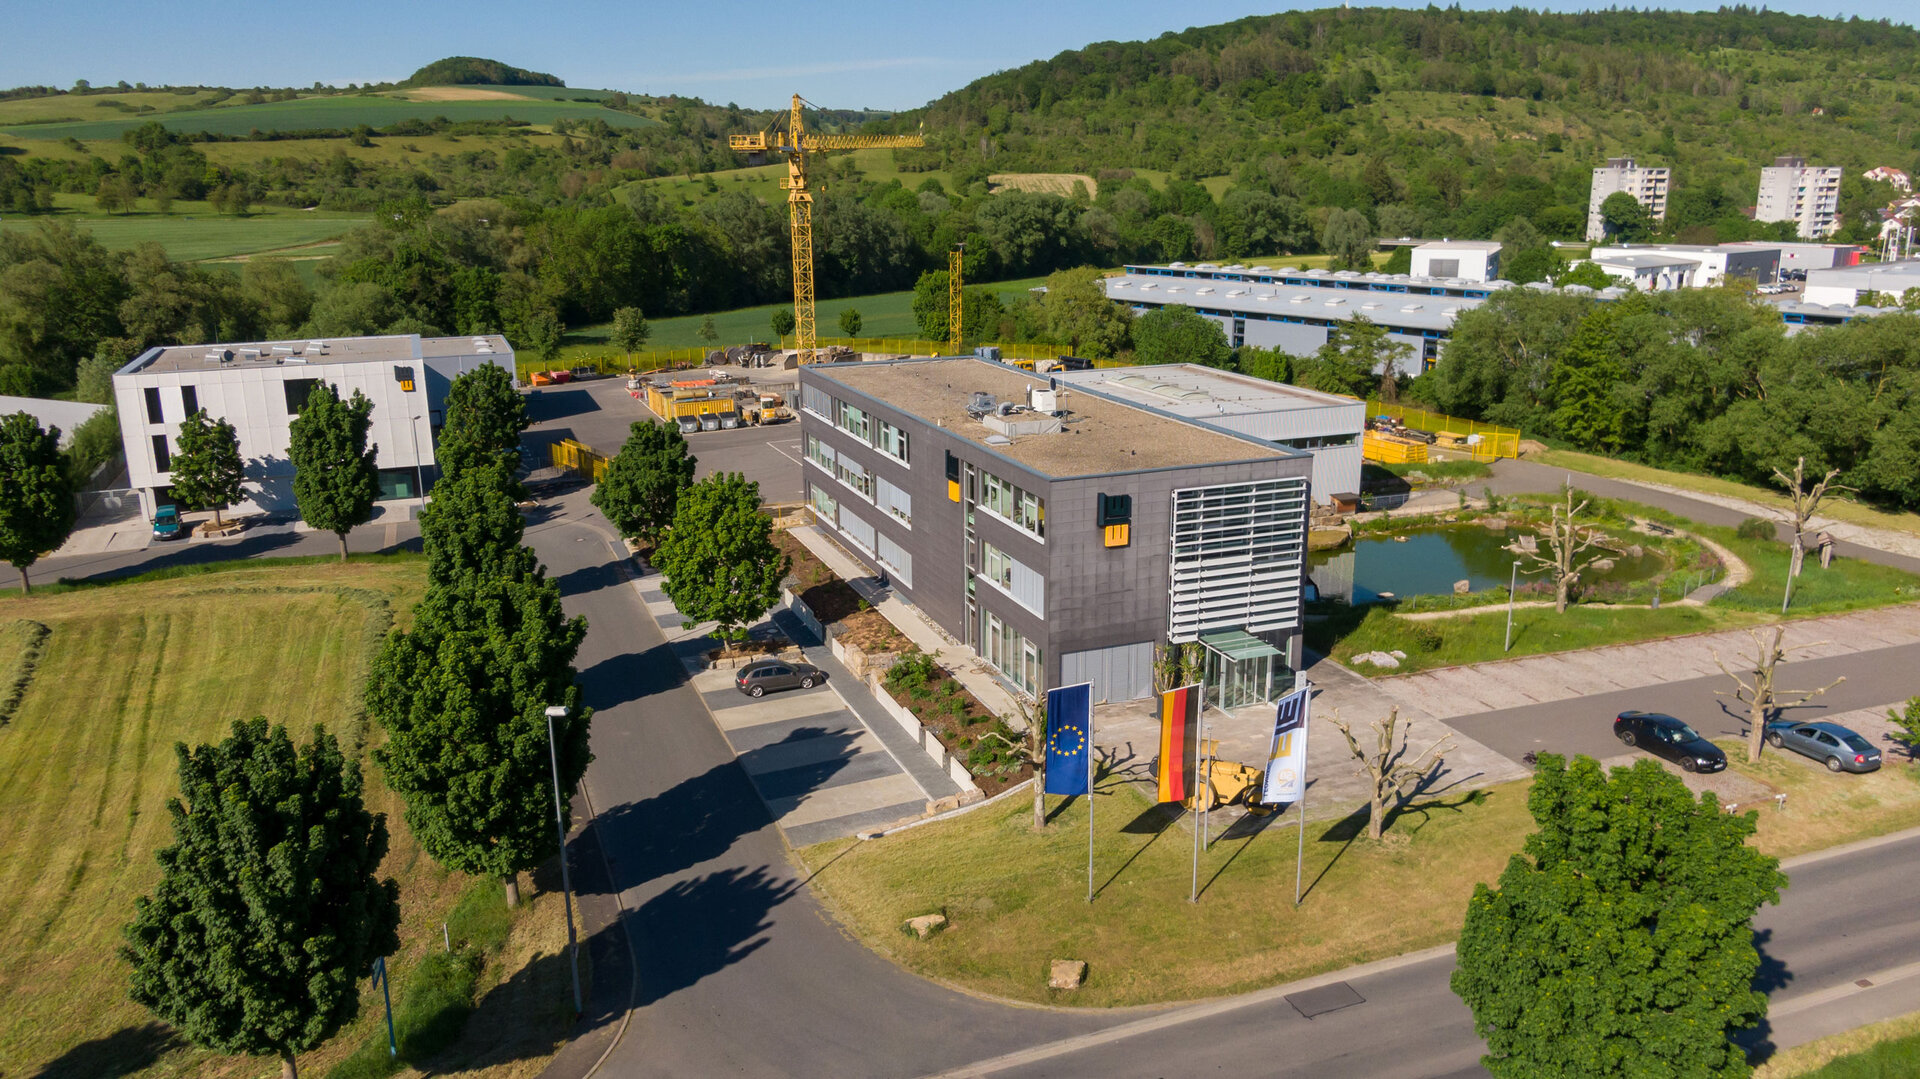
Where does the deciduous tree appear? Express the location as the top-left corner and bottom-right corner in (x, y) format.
(1714, 625), (1845, 763)
(419, 457), (529, 586)
(654, 472), (788, 648)
(610, 306), (651, 363)
(1452, 754), (1783, 1079)
(169, 409), (244, 527)
(1130, 303), (1231, 368)
(838, 307), (863, 338)
(698, 315), (719, 346)
(1772, 456), (1853, 579)
(1319, 207), (1375, 270)
(770, 307), (796, 339)
(0, 411), (75, 593)
(436, 362), (527, 484)
(122, 719), (401, 1079)
(590, 420), (697, 547)
(1293, 315), (1408, 398)
(1599, 190), (1656, 242)
(1887, 697), (1920, 761)
(288, 382), (378, 561)
(1507, 484), (1604, 613)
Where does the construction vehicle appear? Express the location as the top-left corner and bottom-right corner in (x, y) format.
(1183, 740), (1276, 815)
(731, 96), (925, 364)
(734, 390), (792, 425)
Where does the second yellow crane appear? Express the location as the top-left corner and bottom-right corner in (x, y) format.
(731, 95), (925, 363)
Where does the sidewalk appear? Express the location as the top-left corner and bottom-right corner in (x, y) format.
(1378, 604), (1920, 721)
(786, 524), (1028, 725)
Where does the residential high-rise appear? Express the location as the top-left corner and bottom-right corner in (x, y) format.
(1756, 156), (1844, 239)
(1587, 157), (1671, 242)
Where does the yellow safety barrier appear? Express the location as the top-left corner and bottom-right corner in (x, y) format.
(549, 438), (612, 482)
(518, 339), (1071, 381)
(1365, 400), (1521, 462)
(1362, 431), (1429, 465)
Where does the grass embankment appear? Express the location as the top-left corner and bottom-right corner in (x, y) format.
(801, 756), (1920, 1008)
(1312, 494), (1920, 675)
(1535, 448), (1920, 540)
(0, 558), (573, 1079)
(1758, 1011), (1920, 1077)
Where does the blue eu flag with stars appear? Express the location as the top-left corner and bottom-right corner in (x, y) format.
(1044, 683), (1092, 796)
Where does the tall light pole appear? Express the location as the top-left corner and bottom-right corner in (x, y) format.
(1504, 560), (1521, 653)
(544, 704), (583, 1018)
(408, 414), (425, 501)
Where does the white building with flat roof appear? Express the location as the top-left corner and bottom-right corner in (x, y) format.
(112, 333), (515, 522)
(1756, 156), (1844, 239)
(1587, 157), (1671, 242)
(1410, 240), (1503, 283)
(1801, 260), (1920, 307)
(1580, 252), (1702, 292)
(1053, 363), (1364, 505)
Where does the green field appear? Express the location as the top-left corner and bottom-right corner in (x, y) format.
(0, 557), (569, 1079)
(0, 195), (368, 263)
(0, 91), (656, 141)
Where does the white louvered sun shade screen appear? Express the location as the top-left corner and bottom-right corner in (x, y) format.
(1167, 477), (1308, 642)
(875, 474), (911, 525)
(877, 532), (913, 587)
(838, 507), (877, 556)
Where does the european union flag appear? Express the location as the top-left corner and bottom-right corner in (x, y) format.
(1044, 683), (1093, 796)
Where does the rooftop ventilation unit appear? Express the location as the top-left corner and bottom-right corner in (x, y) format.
(307, 340), (327, 351)
(1196, 287), (1214, 295)
(984, 434), (1013, 446)
(1251, 265), (1272, 272)
(239, 347), (263, 360)
(966, 391), (996, 419)
(203, 349), (232, 364)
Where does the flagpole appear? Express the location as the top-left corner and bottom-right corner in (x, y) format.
(1190, 672), (1204, 904)
(1295, 677), (1311, 907)
(1086, 707), (1095, 904)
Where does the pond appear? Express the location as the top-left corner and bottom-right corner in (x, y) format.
(1308, 523), (1668, 605)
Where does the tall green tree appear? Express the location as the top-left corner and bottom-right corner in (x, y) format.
(0, 412), (75, 593)
(367, 568), (590, 906)
(1599, 191), (1656, 242)
(590, 420), (697, 547)
(288, 382), (379, 561)
(1550, 303), (1636, 452)
(1452, 754), (1783, 1079)
(770, 307), (796, 339)
(122, 719), (401, 1079)
(1131, 304), (1231, 368)
(610, 305), (651, 364)
(419, 457), (529, 586)
(1320, 207), (1376, 270)
(436, 362), (527, 484)
(654, 472), (788, 647)
(1031, 267), (1131, 359)
(838, 307), (863, 338)
(169, 409), (245, 528)
(698, 315), (719, 346)
(1294, 316), (1409, 398)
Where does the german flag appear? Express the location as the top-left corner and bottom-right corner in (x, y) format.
(1157, 684), (1201, 803)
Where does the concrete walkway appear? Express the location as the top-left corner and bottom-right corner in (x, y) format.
(786, 524), (1028, 724)
(1377, 603), (1920, 722)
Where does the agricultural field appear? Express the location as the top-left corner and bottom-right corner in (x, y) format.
(0, 88), (656, 142)
(987, 173), (1099, 198)
(0, 193), (368, 263)
(0, 558), (572, 1079)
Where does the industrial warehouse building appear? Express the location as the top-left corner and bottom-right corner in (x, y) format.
(1052, 364), (1363, 506)
(1586, 244), (1781, 289)
(1801, 260), (1920, 307)
(798, 356), (1313, 705)
(113, 333), (515, 522)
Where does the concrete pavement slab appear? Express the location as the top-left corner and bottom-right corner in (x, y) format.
(721, 713), (869, 756)
(734, 726), (890, 778)
(703, 686), (846, 732)
(769, 772), (929, 828)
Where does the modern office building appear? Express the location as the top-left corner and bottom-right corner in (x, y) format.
(798, 356), (1313, 705)
(1587, 157), (1671, 242)
(1801, 260), (1920, 307)
(1052, 364), (1363, 507)
(1587, 244), (1780, 288)
(113, 333), (515, 522)
(1723, 241), (1863, 273)
(1756, 156), (1845, 239)
(1103, 272), (1486, 374)
(1409, 240), (1503, 283)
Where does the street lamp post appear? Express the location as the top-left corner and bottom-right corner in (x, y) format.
(544, 705), (584, 1019)
(1504, 560), (1521, 653)
(408, 415), (424, 501)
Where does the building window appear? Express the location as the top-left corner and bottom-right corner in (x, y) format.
(834, 455), (873, 501)
(144, 387), (163, 424)
(877, 533), (913, 587)
(876, 420), (909, 464)
(981, 610), (1041, 697)
(151, 434), (171, 472)
(284, 378), (320, 415)
(838, 507), (876, 555)
(180, 385), (198, 418)
(836, 401), (870, 442)
(810, 484), (837, 522)
(801, 384), (833, 419)
(805, 435), (836, 471)
(979, 470), (1045, 539)
(375, 468), (418, 501)
(875, 475), (911, 526)
(981, 541), (1044, 615)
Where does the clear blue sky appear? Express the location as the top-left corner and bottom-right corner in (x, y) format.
(11, 0), (1916, 112)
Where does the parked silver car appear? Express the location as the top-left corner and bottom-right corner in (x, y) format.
(1764, 720), (1882, 773)
(735, 659), (826, 697)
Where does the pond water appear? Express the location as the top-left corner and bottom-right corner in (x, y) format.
(1308, 524), (1668, 605)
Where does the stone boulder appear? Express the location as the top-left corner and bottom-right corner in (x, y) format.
(1591, 558), (1616, 572)
(905, 914), (948, 940)
(1453, 579), (1471, 594)
(1050, 959), (1087, 990)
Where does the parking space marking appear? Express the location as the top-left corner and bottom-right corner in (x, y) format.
(768, 439), (803, 467)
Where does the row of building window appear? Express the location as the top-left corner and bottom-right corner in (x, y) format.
(981, 610), (1042, 697)
(142, 379), (327, 427)
(807, 435), (913, 526)
(979, 470), (1046, 540)
(980, 541), (1045, 615)
(811, 483), (913, 588)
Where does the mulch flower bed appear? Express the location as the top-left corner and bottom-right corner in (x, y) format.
(772, 530), (912, 654)
(881, 652), (1034, 797)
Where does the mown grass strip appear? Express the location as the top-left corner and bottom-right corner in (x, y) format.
(0, 620), (51, 726)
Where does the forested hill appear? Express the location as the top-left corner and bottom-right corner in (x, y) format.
(889, 7), (1920, 242)
(402, 57), (563, 87)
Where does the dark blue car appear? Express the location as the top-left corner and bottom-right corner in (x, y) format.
(1614, 711), (1728, 773)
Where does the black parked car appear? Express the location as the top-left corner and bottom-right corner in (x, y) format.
(1764, 720), (1882, 773)
(1614, 711), (1728, 773)
(735, 658), (826, 697)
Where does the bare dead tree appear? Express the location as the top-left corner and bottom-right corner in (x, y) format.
(1772, 457), (1855, 579)
(1713, 625), (1847, 763)
(1507, 484), (1606, 613)
(984, 697), (1049, 829)
(1331, 706), (1453, 840)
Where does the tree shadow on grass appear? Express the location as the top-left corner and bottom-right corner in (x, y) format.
(419, 945), (575, 1073)
(32, 1022), (182, 1078)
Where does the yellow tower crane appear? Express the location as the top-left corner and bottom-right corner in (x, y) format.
(731, 95), (925, 363)
(949, 244), (964, 354)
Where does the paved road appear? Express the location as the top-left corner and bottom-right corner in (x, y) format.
(923, 832), (1920, 1079)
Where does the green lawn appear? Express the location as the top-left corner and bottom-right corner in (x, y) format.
(799, 752), (1920, 1007)
(1758, 1011), (1920, 1077)
(0, 557), (569, 1079)
(0, 92), (654, 141)
(2, 195), (368, 262)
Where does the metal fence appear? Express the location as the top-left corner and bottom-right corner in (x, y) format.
(1363, 400), (1521, 461)
(549, 439), (611, 483)
(517, 337), (1070, 381)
